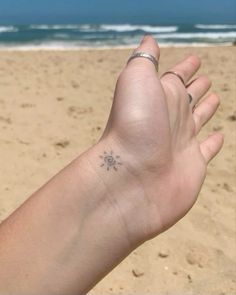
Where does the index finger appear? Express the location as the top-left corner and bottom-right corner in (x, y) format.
(161, 55), (201, 86)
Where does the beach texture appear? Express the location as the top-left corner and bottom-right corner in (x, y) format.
(0, 46), (235, 294)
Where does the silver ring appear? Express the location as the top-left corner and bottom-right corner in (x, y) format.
(161, 71), (185, 86)
(188, 93), (193, 104)
(127, 51), (159, 72)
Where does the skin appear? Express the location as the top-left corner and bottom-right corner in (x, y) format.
(0, 35), (223, 294)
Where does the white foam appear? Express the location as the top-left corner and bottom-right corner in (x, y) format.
(53, 33), (71, 39)
(154, 31), (236, 39)
(0, 26), (18, 33)
(29, 24), (79, 30)
(195, 24), (236, 30)
(99, 24), (178, 33)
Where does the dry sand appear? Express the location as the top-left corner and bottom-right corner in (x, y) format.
(0, 46), (235, 294)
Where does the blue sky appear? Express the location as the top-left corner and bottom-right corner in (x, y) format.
(0, 0), (235, 24)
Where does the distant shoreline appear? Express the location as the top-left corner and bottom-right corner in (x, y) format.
(0, 42), (234, 51)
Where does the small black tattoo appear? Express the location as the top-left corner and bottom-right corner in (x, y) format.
(99, 150), (122, 171)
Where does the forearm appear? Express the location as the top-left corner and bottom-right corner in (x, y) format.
(0, 138), (137, 294)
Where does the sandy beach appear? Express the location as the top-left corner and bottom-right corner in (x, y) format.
(0, 46), (235, 294)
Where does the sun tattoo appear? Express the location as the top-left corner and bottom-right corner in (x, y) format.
(99, 151), (122, 171)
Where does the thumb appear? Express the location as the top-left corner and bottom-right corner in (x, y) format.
(102, 35), (166, 140)
(126, 34), (160, 74)
(110, 35), (165, 127)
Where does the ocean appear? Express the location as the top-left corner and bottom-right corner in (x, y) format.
(0, 23), (236, 49)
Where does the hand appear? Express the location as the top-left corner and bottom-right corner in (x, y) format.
(94, 35), (223, 244)
(0, 35), (224, 295)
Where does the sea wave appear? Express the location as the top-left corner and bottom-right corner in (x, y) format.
(99, 24), (178, 33)
(154, 31), (236, 39)
(195, 24), (236, 30)
(53, 33), (72, 39)
(0, 23), (235, 48)
(29, 25), (79, 30)
(29, 24), (179, 33)
(0, 26), (18, 33)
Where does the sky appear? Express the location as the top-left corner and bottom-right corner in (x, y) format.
(0, 0), (235, 24)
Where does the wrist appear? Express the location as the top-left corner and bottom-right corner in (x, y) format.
(76, 137), (138, 248)
(68, 138), (142, 293)
(76, 135), (156, 247)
